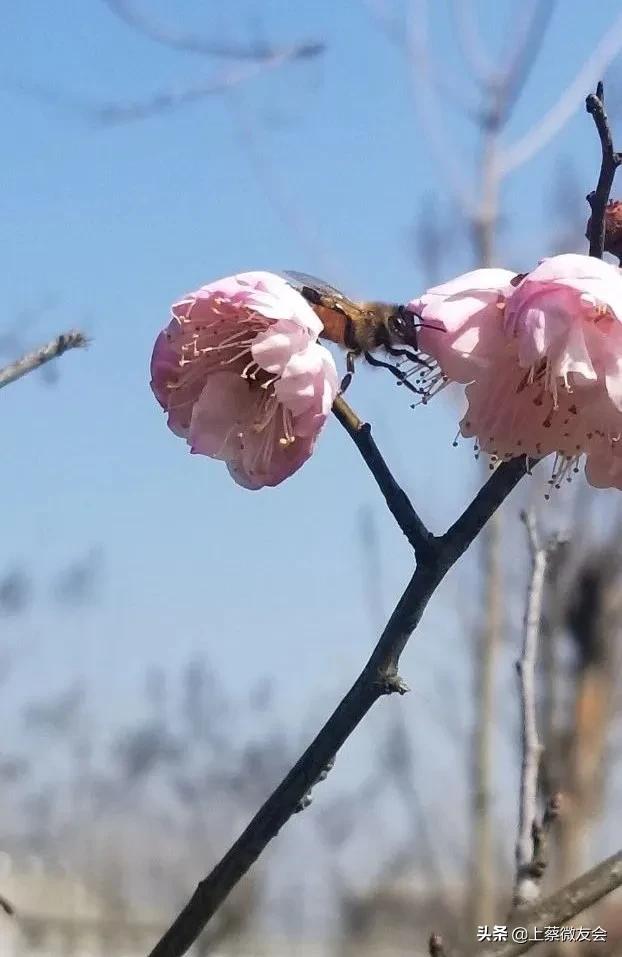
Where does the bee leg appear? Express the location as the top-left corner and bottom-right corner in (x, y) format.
(364, 352), (423, 395)
(340, 351), (357, 393)
(386, 345), (432, 371)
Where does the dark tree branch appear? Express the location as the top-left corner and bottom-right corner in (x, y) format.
(440, 457), (532, 565)
(332, 396), (433, 560)
(481, 849), (622, 957)
(147, 415), (531, 956)
(586, 82), (622, 258)
(0, 331), (87, 390)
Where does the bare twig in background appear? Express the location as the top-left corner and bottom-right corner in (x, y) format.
(0, 894), (15, 916)
(226, 95), (340, 278)
(92, 52), (320, 125)
(548, 156), (588, 253)
(103, 0), (324, 61)
(14, 8), (323, 127)
(497, 0), (556, 123)
(429, 931), (448, 957)
(470, 514), (501, 925)
(147, 404), (530, 955)
(450, 0), (496, 88)
(500, 10), (622, 173)
(405, 0), (474, 218)
(585, 82), (622, 258)
(529, 792), (561, 886)
(382, 712), (450, 898)
(0, 331), (87, 391)
(557, 532), (622, 884)
(400, 2), (622, 255)
(0, 295), (62, 386)
(481, 849), (622, 957)
(450, 0), (554, 120)
(0, 567), (32, 618)
(512, 513), (548, 909)
(97, 0), (323, 123)
(367, 0), (476, 113)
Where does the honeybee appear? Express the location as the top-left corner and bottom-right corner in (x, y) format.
(282, 271), (429, 393)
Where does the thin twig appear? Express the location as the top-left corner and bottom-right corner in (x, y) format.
(11, 49), (323, 127)
(469, 509), (501, 925)
(226, 96), (339, 279)
(384, 712), (450, 898)
(586, 82), (622, 258)
(512, 512), (547, 909)
(332, 396), (433, 560)
(497, 0), (556, 124)
(147, 450), (531, 957)
(0, 894), (15, 916)
(451, 0), (496, 89)
(0, 331), (87, 391)
(429, 932), (448, 957)
(406, 0), (475, 218)
(480, 849), (622, 957)
(92, 53), (316, 125)
(364, 0), (478, 115)
(500, 14), (622, 174)
(102, 0), (324, 61)
(530, 791), (562, 880)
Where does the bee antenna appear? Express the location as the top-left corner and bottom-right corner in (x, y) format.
(398, 305), (444, 335)
(398, 303), (423, 321)
(417, 320), (446, 334)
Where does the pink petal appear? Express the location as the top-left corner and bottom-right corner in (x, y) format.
(585, 441), (622, 490)
(239, 272), (323, 336)
(188, 372), (257, 461)
(150, 331), (180, 409)
(274, 343), (338, 420)
(422, 268), (517, 298)
(605, 356), (622, 411)
(251, 319), (312, 375)
(526, 253), (619, 284)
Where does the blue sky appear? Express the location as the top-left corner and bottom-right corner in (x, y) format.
(2, 0), (622, 882)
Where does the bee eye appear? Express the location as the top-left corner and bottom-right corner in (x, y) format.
(302, 286), (322, 305)
(391, 308), (408, 335)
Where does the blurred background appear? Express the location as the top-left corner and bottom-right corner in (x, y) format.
(2, 1), (622, 954)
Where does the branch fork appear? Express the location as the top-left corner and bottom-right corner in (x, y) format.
(147, 393), (530, 956)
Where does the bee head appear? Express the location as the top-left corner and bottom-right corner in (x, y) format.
(388, 304), (421, 347)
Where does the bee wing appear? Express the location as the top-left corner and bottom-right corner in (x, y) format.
(281, 271), (351, 305)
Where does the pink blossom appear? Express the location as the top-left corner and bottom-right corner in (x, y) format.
(463, 254), (622, 469)
(505, 254), (622, 408)
(150, 271), (338, 489)
(409, 268), (518, 386)
(413, 255), (622, 491)
(459, 365), (605, 461)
